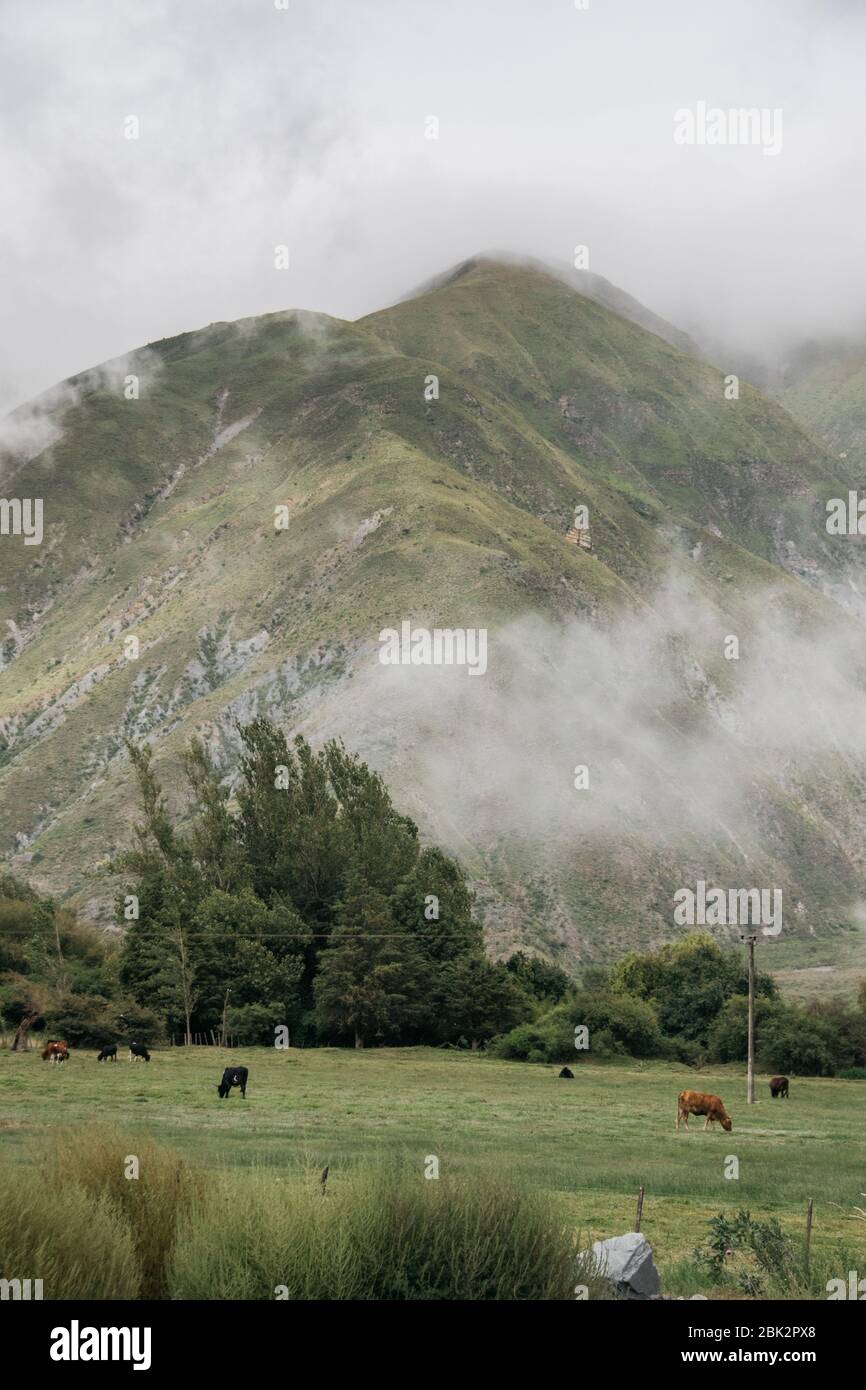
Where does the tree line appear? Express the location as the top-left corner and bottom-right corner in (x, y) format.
(0, 722), (574, 1051)
(2, 720), (865, 1073)
(492, 933), (866, 1076)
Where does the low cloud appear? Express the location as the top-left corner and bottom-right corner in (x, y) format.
(326, 574), (866, 883)
(3, 0), (866, 409)
(0, 349), (162, 482)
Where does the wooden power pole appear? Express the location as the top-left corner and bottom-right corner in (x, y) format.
(741, 933), (757, 1104)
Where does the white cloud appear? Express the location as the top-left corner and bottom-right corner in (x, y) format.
(1, 0), (865, 411)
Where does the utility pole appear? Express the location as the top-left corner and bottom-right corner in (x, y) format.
(741, 933), (757, 1104)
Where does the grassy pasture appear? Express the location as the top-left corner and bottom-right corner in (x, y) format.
(1, 1045), (864, 1286)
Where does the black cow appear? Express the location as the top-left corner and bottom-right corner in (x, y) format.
(218, 1066), (248, 1099)
(129, 1042), (150, 1062)
(96, 1044), (117, 1062)
(558, 1066), (575, 1079)
(769, 1075), (789, 1099)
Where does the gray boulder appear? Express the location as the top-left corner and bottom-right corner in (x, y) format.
(589, 1232), (661, 1300)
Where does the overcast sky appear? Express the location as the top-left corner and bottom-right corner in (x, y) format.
(1, 0), (865, 413)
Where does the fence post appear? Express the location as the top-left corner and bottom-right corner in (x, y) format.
(635, 1186), (645, 1233)
(805, 1198), (814, 1271)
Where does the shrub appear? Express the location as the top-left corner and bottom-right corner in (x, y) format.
(708, 994), (775, 1064)
(662, 1036), (704, 1066)
(611, 934), (777, 1046)
(490, 1021), (563, 1062)
(42, 992), (116, 1047)
(693, 1210), (805, 1297)
(492, 990), (663, 1063)
(567, 991), (664, 1059)
(226, 1001), (281, 1045)
(805, 999), (866, 1069)
(757, 1005), (837, 1077)
(505, 951), (573, 1004)
(115, 1001), (165, 1046)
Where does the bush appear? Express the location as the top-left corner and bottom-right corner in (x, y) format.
(758, 1005), (837, 1077)
(42, 992), (116, 1047)
(693, 1210), (810, 1298)
(115, 1001), (165, 1046)
(806, 999), (866, 1069)
(708, 994), (775, 1064)
(505, 951), (573, 1004)
(492, 990), (663, 1063)
(661, 1036), (705, 1066)
(611, 934), (777, 1047)
(171, 1163), (608, 1301)
(226, 1002), (281, 1046)
(40, 994), (163, 1048)
(838, 1066), (866, 1080)
(490, 1021), (563, 1062)
(573, 991), (664, 1058)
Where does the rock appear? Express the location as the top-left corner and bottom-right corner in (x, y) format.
(558, 1066), (574, 1079)
(589, 1232), (661, 1300)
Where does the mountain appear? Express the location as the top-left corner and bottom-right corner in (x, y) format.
(781, 339), (866, 463)
(3, 256), (866, 975)
(406, 252), (700, 355)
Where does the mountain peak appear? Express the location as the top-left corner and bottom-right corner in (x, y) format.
(395, 250), (698, 356)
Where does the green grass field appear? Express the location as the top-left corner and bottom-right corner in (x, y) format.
(2, 1044), (864, 1290)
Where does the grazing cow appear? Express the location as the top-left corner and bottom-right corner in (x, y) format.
(558, 1066), (575, 1079)
(42, 1040), (69, 1063)
(129, 1042), (150, 1062)
(676, 1089), (732, 1132)
(96, 1044), (117, 1062)
(769, 1075), (789, 1099)
(217, 1066), (248, 1099)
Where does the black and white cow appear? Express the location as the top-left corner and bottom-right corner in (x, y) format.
(218, 1065), (248, 1099)
(129, 1042), (151, 1062)
(96, 1044), (117, 1062)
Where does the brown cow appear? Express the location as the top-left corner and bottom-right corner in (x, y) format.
(676, 1089), (732, 1132)
(769, 1076), (789, 1099)
(41, 1039), (69, 1063)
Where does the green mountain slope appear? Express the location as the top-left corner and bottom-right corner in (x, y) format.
(782, 341), (866, 463)
(3, 258), (866, 969)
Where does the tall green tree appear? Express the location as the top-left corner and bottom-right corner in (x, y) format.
(314, 881), (432, 1047)
(505, 951), (573, 1005)
(116, 742), (205, 1041)
(611, 933), (777, 1046)
(118, 720), (493, 1047)
(389, 847), (480, 966)
(437, 954), (532, 1049)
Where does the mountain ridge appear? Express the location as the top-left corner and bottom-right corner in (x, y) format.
(3, 257), (866, 977)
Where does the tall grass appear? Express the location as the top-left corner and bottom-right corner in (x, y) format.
(42, 1127), (199, 1298)
(1, 1132), (603, 1300)
(0, 1126), (196, 1299)
(171, 1163), (607, 1301)
(0, 1173), (140, 1299)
